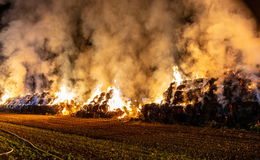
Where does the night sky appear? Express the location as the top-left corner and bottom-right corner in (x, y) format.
(0, 1), (260, 24)
(244, 0), (260, 24)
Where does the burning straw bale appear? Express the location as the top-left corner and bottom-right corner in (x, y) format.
(140, 74), (259, 129)
(220, 71), (259, 128)
(75, 107), (124, 118)
(0, 70), (258, 129)
(75, 89), (125, 118)
(0, 104), (60, 115)
(0, 92), (60, 115)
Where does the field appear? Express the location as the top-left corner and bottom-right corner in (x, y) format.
(0, 113), (259, 159)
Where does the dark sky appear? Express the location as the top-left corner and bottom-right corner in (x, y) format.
(0, 1), (259, 19)
(244, 0), (260, 23)
(0, 2), (11, 30)
(0, 1), (260, 28)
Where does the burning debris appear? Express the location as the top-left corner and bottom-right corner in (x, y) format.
(0, 66), (258, 129)
(0, 66), (258, 130)
(141, 77), (220, 124)
(0, 92), (60, 114)
(75, 87), (125, 118)
(219, 71), (259, 128)
(0, 0), (259, 129)
(75, 86), (139, 119)
(0, 85), (137, 118)
(141, 70), (259, 129)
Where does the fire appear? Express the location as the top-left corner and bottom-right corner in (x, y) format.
(118, 113), (127, 119)
(107, 86), (129, 111)
(194, 72), (204, 79)
(0, 91), (12, 105)
(84, 85), (103, 105)
(82, 85), (134, 118)
(172, 66), (183, 85)
(248, 82), (257, 90)
(61, 107), (70, 115)
(154, 97), (163, 104)
(51, 86), (76, 105)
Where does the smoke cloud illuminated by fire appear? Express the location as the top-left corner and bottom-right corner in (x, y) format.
(0, 0), (259, 116)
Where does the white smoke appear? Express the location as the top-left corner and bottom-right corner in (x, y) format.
(0, 0), (259, 101)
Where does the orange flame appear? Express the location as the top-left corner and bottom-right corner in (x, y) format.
(51, 86), (76, 105)
(0, 91), (12, 105)
(61, 107), (70, 115)
(84, 85), (103, 105)
(172, 66), (183, 85)
(107, 86), (129, 111)
(84, 85), (133, 118)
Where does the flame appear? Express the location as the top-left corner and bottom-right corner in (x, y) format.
(154, 97), (163, 104)
(107, 86), (129, 111)
(172, 66), (183, 85)
(51, 86), (75, 105)
(0, 91), (12, 104)
(84, 85), (133, 118)
(118, 113), (127, 119)
(61, 107), (70, 115)
(194, 72), (204, 79)
(248, 82), (257, 90)
(84, 85), (103, 105)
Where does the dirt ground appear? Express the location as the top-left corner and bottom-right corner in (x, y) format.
(0, 113), (259, 159)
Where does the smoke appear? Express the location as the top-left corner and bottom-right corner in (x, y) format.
(0, 0), (259, 101)
(178, 0), (260, 77)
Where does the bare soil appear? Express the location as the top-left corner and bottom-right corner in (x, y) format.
(0, 113), (259, 159)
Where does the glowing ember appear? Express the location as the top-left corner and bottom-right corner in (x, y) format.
(248, 82), (257, 90)
(172, 66), (183, 85)
(117, 113), (127, 119)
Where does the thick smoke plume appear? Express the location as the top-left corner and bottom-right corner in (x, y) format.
(0, 0), (259, 101)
